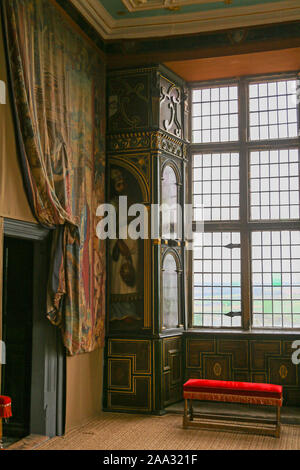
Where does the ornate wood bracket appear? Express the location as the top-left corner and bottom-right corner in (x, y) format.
(160, 82), (182, 138)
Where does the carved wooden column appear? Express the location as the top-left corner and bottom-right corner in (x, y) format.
(104, 65), (189, 414)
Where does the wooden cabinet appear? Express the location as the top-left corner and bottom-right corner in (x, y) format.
(104, 65), (188, 413)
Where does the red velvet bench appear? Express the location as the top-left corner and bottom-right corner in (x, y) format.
(183, 379), (283, 438)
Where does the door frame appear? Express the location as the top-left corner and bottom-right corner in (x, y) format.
(2, 218), (65, 437)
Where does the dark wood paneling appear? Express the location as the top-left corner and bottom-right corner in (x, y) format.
(203, 355), (231, 381)
(109, 339), (151, 373)
(234, 371), (250, 382)
(185, 335), (300, 406)
(109, 359), (131, 390)
(269, 358), (297, 387)
(108, 377), (151, 411)
(219, 339), (248, 370)
(250, 341), (281, 370)
(162, 337), (182, 407)
(187, 339), (215, 369)
(107, 72), (151, 133)
(107, 22), (300, 70)
(252, 373), (267, 384)
(106, 339), (152, 412)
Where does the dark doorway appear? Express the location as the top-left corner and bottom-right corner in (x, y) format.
(1, 219), (66, 443)
(1, 236), (34, 438)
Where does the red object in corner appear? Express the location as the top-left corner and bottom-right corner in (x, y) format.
(0, 396), (12, 419)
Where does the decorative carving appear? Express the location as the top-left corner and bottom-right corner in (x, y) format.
(152, 131), (185, 158)
(108, 74), (150, 132)
(107, 132), (151, 152)
(183, 86), (190, 141)
(269, 358), (296, 386)
(107, 130), (187, 159)
(204, 355), (231, 380)
(279, 364), (288, 380)
(151, 70), (161, 128)
(120, 82), (148, 128)
(160, 79), (182, 138)
(213, 362), (222, 377)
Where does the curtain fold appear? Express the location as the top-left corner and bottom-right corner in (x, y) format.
(1, 0), (106, 355)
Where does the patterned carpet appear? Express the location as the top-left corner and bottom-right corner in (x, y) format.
(36, 413), (300, 450)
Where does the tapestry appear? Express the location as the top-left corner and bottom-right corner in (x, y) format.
(1, 0), (106, 355)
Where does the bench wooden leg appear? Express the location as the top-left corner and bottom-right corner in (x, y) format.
(183, 399), (188, 428)
(189, 400), (194, 421)
(275, 405), (281, 438)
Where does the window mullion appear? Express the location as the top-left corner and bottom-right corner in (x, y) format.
(239, 78), (252, 330)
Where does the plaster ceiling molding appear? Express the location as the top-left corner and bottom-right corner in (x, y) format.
(70, 0), (300, 40)
(122, 0), (228, 13)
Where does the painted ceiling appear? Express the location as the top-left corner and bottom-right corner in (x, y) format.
(70, 0), (300, 39)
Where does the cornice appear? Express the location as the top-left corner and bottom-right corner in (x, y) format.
(70, 0), (300, 40)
